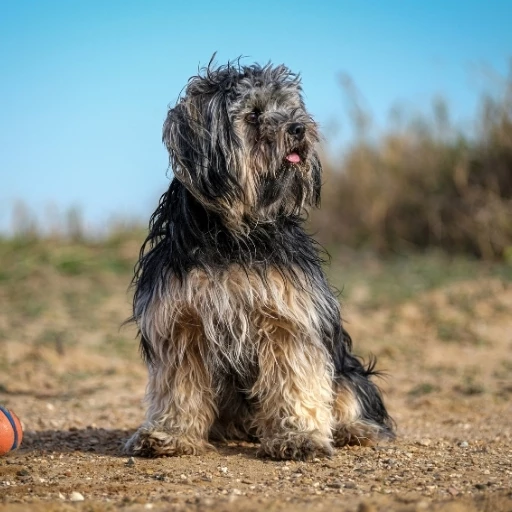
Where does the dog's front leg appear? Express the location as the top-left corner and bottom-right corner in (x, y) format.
(251, 323), (334, 460)
(125, 329), (216, 457)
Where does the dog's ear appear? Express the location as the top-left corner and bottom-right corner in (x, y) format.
(162, 85), (243, 207)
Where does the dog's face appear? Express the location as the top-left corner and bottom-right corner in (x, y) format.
(163, 61), (322, 227)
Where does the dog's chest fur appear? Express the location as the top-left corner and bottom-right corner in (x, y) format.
(144, 264), (335, 377)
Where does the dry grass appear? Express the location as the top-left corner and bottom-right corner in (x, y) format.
(312, 64), (512, 260)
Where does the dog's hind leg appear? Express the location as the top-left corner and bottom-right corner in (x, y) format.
(331, 354), (395, 447)
(124, 317), (216, 457)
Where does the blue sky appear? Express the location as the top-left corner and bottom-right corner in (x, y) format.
(1, 0), (511, 233)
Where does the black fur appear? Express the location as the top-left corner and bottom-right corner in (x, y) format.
(129, 58), (394, 455)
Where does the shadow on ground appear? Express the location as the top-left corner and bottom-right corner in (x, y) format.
(20, 428), (260, 459)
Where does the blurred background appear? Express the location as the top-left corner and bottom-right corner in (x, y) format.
(1, 0), (511, 260)
(1, 0), (511, 450)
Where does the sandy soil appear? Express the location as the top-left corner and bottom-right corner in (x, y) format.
(0, 250), (511, 511)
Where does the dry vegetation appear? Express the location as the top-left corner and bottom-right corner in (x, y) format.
(312, 66), (512, 260)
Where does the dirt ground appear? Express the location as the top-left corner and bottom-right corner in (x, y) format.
(0, 240), (511, 511)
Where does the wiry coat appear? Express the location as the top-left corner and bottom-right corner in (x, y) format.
(125, 60), (394, 460)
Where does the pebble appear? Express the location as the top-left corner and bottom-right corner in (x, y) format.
(459, 441), (469, 448)
(125, 457), (136, 466)
(70, 491), (85, 502)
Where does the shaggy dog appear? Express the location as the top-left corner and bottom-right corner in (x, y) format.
(125, 58), (394, 460)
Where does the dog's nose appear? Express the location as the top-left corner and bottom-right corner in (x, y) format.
(287, 122), (306, 139)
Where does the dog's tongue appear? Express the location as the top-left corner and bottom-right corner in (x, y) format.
(285, 152), (301, 163)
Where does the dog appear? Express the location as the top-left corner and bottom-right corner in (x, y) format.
(125, 58), (394, 460)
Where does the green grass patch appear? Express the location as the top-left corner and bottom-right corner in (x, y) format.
(326, 250), (511, 309)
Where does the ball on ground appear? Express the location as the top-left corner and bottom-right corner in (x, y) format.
(0, 406), (23, 456)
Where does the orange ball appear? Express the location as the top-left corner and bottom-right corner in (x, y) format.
(0, 406), (23, 456)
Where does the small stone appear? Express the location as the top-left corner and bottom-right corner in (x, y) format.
(459, 441), (469, 448)
(448, 487), (459, 496)
(70, 491), (85, 502)
(125, 457), (136, 466)
(58, 493), (66, 500)
(344, 481), (357, 489)
(417, 439), (431, 447)
(327, 481), (343, 489)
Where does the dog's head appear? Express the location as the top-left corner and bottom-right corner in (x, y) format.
(163, 58), (322, 227)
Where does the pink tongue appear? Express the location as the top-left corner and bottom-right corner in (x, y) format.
(285, 152), (301, 163)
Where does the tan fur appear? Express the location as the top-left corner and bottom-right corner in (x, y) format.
(125, 310), (216, 457)
(128, 265), (339, 458)
(128, 62), (392, 459)
(332, 381), (382, 447)
(251, 318), (334, 459)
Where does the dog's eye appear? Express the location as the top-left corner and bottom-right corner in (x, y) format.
(245, 112), (260, 124)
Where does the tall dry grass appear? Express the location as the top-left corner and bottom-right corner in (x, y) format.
(313, 65), (512, 260)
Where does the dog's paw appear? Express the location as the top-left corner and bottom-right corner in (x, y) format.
(124, 427), (213, 457)
(257, 431), (333, 461)
(333, 420), (395, 448)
